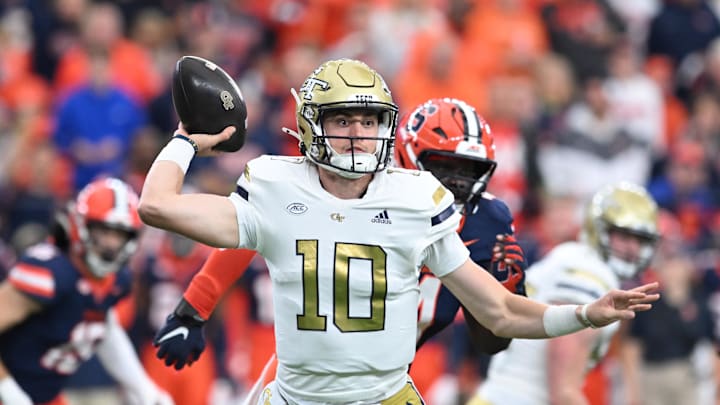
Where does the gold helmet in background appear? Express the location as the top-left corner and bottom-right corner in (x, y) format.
(284, 59), (399, 178)
(581, 182), (660, 279)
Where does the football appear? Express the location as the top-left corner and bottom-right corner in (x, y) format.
(172, 55), (247, 152)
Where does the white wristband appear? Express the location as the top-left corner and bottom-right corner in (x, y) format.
(580, 303), (598, 328)
(0, 376), (33, 405)
(542, 305), (586, 337)
(155, 137), (196, 174)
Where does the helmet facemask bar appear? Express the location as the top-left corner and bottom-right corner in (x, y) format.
(581, 182), (661, 280)
(290, 59), (399, 179)
(303, 103), (398, 178)
(67, 177), (142, 278)
(596, 223), (659, 279)
(79, 219), (139, 278)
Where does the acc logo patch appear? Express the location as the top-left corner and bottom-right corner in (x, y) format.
(286, 202), (308, 215)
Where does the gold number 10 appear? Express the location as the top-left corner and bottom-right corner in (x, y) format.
(296, 240), (387, 332)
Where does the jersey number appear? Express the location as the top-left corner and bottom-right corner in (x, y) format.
(296, 240), (387, 332)
(40, 321), (105, 375)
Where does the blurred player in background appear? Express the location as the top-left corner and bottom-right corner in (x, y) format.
(471, 182), (660, 405)
(133, 229), (236, 405)
(152, 97), (528, 402)
(0, 177), (172, 405)
(139, 58), (659, 405)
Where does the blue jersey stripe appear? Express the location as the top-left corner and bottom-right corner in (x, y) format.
(431, 205), (455, 226)
(236, 185), (249, 201)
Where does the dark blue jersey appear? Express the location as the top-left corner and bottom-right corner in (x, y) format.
(0, 242), (132, 403)
(417, 193), (514, 348)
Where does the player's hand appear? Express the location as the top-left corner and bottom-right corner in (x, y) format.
(153, 298), (206, 370)
(585, 282), (660, 328)
(0, 376), (33, 405)
(175, 123), (235, 157)
(490, 234), (527, 296)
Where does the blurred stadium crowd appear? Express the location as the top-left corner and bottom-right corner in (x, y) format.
(2, 0), (720, 404)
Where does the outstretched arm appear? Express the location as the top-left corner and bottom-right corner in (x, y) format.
(463, 234), (527, 354)
(441, 258), (659, 339)
(138, 126), (239, 248)
(462, 308), (511, 354)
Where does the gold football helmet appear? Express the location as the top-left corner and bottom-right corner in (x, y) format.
(581, 182), (660, 279)
(283, 59), (398, 178)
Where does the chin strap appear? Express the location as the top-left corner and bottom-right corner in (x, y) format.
(282, 126), (302, 142)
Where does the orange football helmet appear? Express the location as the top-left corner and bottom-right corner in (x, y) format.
(66, 177), (142, 277)
(395, 98), (496, 212)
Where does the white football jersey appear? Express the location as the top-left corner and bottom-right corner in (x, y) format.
(228, 156), (466, 403)
(479, 241), (620, 405)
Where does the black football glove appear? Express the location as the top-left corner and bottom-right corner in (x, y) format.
(490, 234), (527, 296)
(154, 298), (206, 370)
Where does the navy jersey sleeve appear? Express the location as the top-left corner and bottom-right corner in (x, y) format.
(460, 194), (514, 267)
(7, 244), (75, 306)
(416, 195), (516, 348)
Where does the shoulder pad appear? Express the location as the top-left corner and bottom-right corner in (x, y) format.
(10, 243), (76, 302)
(237, 155), (302, 185)
(21, 243), (62, 263)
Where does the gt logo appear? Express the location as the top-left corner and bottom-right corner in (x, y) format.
(220, 90), (235, 110)
(330, 213), (345, 223)
(300, 78), (329, 99)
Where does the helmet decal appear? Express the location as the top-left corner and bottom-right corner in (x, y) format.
(299, 78), (330, 100)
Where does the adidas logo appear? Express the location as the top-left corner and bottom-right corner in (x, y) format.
(371, 210), (392, 224)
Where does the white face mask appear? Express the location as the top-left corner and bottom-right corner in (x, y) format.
(325, 138), (382, 179)
(606, 255), (640, 279)
(604, 240), (655, 279)
(84, 239), (137, 278)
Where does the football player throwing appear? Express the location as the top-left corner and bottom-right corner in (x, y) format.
(140, 58), (659, 404)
